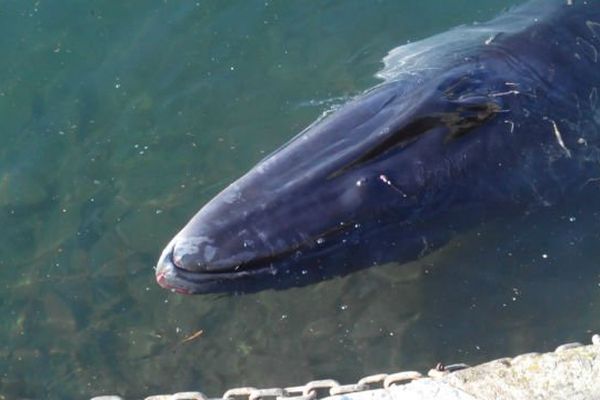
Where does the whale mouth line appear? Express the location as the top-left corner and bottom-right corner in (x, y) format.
(170, 247), (284, 276)
(172, 221), (355, 275)
(156, 248), (278, 294)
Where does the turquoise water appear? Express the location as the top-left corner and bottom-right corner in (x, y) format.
(1, 1), (600, 398)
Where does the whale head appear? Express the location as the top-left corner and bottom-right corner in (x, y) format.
(156, 68), (508, 294)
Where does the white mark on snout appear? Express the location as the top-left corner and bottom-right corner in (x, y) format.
(504, 120), (515, 133)
(222, 183), (242, 204)
(203, 245), (217, 262)
(176, 235), (214, 257)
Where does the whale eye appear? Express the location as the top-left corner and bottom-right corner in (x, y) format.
(443, 99), (502, 140)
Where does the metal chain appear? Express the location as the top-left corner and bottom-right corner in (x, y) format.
(137, 333), (600, 400)
(144, 370), (433, 400)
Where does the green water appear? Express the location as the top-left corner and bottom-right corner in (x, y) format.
(1, 1), (600, 398)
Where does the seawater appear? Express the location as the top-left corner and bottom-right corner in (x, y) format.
(1, 1), (599, 398)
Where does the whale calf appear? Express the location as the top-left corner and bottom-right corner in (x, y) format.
(156, 0), (600, 294)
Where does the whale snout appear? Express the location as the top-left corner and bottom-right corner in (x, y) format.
(155, 231), (280, 294)
(155, 240), (194, 294)
(169, 227), (280, 273)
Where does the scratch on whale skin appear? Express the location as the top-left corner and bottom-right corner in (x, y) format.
(544, 117), (572, 158)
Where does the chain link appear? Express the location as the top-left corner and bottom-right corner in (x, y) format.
(145, 392), (208, 400)
(302, 380), (340, 397)
(328, 384), (367, 396)
(383, 372), (423, 388)
(356, 373), (388, 388)
(223, 387), (257, 400)
(282, 385), (315, 400)
(249, 388), (285, 400)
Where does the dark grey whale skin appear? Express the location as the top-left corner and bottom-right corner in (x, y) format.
(156, 0), (600, 294)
